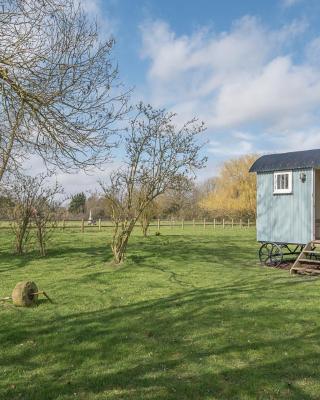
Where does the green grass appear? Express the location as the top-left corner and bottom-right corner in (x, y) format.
(1, 227), (320, 399)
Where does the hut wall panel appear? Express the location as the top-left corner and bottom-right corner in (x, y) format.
(256, 169), (312, 244)
(314, 170), (320, 239)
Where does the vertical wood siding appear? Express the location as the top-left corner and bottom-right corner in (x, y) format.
(257, 169), (313, 244)
(315, 170), (320, 239)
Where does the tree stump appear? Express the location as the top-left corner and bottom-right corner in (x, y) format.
(12, 281), (38, 307)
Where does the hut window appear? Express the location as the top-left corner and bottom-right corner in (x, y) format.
(273, 171), (292, 194)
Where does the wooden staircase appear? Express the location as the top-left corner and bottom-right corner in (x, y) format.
(290, 241), (320, 275)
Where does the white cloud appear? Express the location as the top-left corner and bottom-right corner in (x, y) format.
(282, 0), (302, 8)
(23, 155), (118, 196)
(140, 17), (312, 125)
(141, 17), (306, 85)
(211, 56), (320, 129)
(268, 129), (320, 152)
(54, 169), (112, 196)
(140, 16), (320, 158)
(77, 0), (116, 39)
(208, 138), (254, 157)
(306, 37), (320, 64)
(207, 130), (269, 158)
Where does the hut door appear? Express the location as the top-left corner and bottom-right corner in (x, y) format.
(315, 170), (320, 240)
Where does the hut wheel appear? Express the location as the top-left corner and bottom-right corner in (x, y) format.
(259, 243), (283, 267)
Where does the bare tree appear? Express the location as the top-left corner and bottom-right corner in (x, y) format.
(85, 192), (109, 219)
(32, 182), (62, 256)
(139, 199), (157, 237)
(101, 103), (206, 264)
(155, 179), (205, 220)
(0, 0), (128, 182)
(3, 174), (38, 254)
(2, 173), (62, 255)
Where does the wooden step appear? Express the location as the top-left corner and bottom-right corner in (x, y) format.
(290, 240), (320, 275)
(291, 267), (320, 274)
(299, 258), (320, 264)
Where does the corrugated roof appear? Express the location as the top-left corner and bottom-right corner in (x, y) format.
(249, 149), (320, 172)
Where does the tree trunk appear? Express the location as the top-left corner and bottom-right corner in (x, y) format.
(0, 105), (24, 183)
(111, 231), (130, 263)
(14, 218), (30, 255)
(37, 226), (46, 257)
(15, 232), (24, 255)
(141, 215), (150, 237)
(111, 221), (136, 264)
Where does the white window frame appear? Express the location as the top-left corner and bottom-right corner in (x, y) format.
(273, 171), (293, 194)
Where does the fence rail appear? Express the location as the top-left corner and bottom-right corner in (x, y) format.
(0, 218), (256, 231)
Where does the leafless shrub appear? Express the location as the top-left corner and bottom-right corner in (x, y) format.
(101, 103), (207, 264)
(139, 200), (157, 237)
(2, 173), (62, 255)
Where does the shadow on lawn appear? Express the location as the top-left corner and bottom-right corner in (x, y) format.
(76, 234), (258, 289)
(128, 233), (258, 265)
(0, 244), (114, 273)
(0, 231), (256, 274)
(0, 283), (319, 399)
(1, 231), (316, 399)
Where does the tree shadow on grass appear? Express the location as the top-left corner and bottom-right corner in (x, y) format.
(0, 231), (256, 276)
(127, 233), (258, 266)
(0, 284), (319, 399)
(0, 244), (114, 274)
(46, 244), (113, 262)
(0, 250), (40, 272)
(78, 238), (256, 289)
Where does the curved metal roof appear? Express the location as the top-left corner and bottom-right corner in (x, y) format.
(249, 149), (320, 173)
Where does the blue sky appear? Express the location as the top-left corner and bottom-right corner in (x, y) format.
(36, 0), (320, 192)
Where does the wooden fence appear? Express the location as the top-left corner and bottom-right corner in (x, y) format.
(0, 218), (256, 231)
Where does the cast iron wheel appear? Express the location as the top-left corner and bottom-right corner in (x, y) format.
(259, 243), (283, 267)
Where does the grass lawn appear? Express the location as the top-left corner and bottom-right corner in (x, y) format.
(1, 226), (320, 399)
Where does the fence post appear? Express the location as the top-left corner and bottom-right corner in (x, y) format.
(81, 219), (84, 233)
(231, 218), (234, 229)
(98, 218), (101, 231)
(157, 218), (160, 231)
(223, 218), (225, 229)
(240, 219), (242, 229)
(204, 218), (206, 229)
(213, 218), (216, 229)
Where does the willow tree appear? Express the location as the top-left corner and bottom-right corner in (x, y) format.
(0, 0), (127, 181)
(101, 103), (206, 264)
(199, 154), (258, 219)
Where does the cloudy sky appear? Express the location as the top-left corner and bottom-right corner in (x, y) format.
(28, 0), (320, 193)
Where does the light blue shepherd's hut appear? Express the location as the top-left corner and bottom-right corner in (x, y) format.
(250, 149), (320, 273)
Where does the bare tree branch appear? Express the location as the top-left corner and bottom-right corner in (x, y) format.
(0, 0), (129, 181)
(101, 102), (207, 263)
(1, 172), (63, 255)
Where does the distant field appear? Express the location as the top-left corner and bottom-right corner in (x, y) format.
(0, 227), (320, 399)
